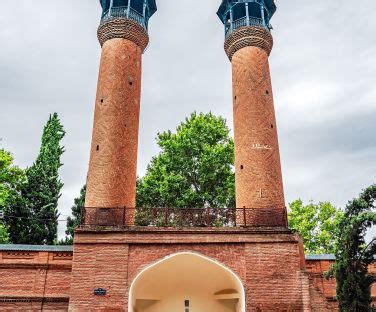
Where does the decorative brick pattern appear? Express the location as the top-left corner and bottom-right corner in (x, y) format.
(230, 44), (285, 220)
(224, 26), (273, 61)
(97, 18), (149, 52)
(0, 250), (71, 311)
(69, 229), (309, 311)
(1, 242), (375, 311)
(85, 37), (142, 226)
(52, 252), (73, 261)
(3, 251), (36, 259)
(69, 244), (129, 311)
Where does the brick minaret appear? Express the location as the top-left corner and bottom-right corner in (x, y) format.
(217, 0), (287, 226)
(85, 0), (157, 225)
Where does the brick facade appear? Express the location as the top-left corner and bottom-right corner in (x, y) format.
(227, 26), (286, 226)
(85, 36), (144, 226)
(0, 246), (71, 311)
(4, 232), (375, 311)
(306, 256), (376, 312)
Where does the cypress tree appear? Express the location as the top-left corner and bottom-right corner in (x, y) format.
(24, 113), (65, 245)
(333, 185), (376, 312)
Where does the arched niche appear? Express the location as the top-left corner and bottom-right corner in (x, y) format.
(129, 252), (245, 312)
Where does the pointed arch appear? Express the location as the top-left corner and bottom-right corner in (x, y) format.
(129, 252), (246, 312)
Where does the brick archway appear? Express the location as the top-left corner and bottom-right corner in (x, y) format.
(128, 252), (246, 312)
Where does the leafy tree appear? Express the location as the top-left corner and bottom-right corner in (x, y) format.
(136, 112), (235, 210)
(331, 185), (376, 312)
(0, 224), (9, 243)
(3, 195), (30, 244)
(0, 149), (26, 210)
(61, 185), (86, 245)
(0, 148), (26, 243)
(22, 113), (65, 245)
(288, 200), (342, 254)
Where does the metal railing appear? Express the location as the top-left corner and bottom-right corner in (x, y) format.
(101, 6), (147, 30)
(80, 207), (288, 228)
(225, 16), (267, 38)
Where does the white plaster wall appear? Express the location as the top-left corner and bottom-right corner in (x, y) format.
(130, 253), (244, 312)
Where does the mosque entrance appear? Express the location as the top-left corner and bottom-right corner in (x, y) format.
(129, 252), (245, 312)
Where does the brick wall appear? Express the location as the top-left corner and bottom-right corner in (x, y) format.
(0, 233), (375, 311)
(0, 247), (71, 311)
(69, 228), (309, 311)
(305, 257), (376, 311)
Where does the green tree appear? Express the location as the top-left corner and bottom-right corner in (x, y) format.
(3, 195), (30, 244)
(0, 224), (9, 244)
(288, 200), (342, 254)
(22, 113), (65, 245)
(1, 148), (27, 243)
(0, 149), (26, 210)
(331, 185), (376, 312)
(136, 112), (235, 210)
(61, 185), (86, 245)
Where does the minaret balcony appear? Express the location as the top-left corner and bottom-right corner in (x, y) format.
(218, 1), (276, 39)
(101, 6), (148, 30)
(225, 16), (268, 38)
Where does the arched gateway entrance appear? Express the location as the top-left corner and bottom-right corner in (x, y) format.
(129, 252), (245, 312)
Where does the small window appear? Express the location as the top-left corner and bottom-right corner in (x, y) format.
(185, 299), (189, 311)
(96, 145), (99, 151)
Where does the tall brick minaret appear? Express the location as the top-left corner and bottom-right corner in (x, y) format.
(85, 0), (157, 225)
(217, 0), (287, 226)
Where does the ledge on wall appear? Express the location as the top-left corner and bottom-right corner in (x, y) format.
(305, 254), (336, 260)
(0, 244), (73, 252)
(0, 244), (337, 260)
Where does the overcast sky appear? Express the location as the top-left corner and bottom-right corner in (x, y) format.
(0, 1), (375, 238)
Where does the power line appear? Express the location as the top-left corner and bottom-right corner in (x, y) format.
(2, 215), (69, 222)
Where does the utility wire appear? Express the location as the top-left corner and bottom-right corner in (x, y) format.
(2, 215), (69, 222)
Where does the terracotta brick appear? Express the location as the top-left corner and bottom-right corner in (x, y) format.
(85, 36), (144, 226)
(0, 250), (71, 311)
(225, 27), (286, 227)
(68, 229), (309, 311)
(1, 234), (376, 310)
